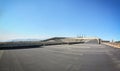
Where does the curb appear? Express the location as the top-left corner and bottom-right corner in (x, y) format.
(102, 43), (120, 48)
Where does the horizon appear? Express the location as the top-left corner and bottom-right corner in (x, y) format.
(0, 0), (120, 41)
(0, 36), (117, 42)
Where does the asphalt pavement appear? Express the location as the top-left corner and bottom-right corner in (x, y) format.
(0, 44), (120, 71)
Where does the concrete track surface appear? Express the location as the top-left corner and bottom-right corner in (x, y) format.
(0, 44), (120, 71)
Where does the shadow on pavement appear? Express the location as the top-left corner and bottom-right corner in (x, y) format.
(0, 45), (43, 50)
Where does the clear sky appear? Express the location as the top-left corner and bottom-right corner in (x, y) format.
(0, 0), (120, 41)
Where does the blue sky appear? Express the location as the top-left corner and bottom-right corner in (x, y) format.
(0, 0), (120, 41)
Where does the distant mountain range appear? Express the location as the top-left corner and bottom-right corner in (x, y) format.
(0, 39), (42, 42)
(11, 39), (42, 42)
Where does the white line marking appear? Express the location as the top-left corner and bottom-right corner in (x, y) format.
(43, 49), (83, 56)
(0, 50), (4, 60)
